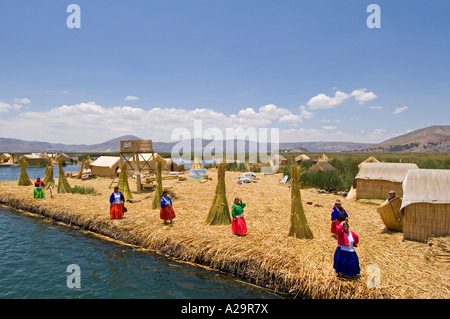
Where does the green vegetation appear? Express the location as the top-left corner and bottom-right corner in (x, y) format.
(282, 152), (450, 191)
(71, 185), (96, 195)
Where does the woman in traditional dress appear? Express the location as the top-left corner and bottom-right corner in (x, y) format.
(160, 190), (176, 225)
(333, 222), (360, 277)
(330, 199), (348, 235)
(231, 197), (247, 236)
(33, 177), (45, 199)
(109, 186), (125, 219)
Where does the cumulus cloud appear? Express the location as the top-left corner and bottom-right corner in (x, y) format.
(14, 97), (31, 104)
(350, 89), (377, 104)
(124, 95), (139, 101)
(393, 106), (408, 114)
(1, 101), (314, 144)
(306, 91), (350, 109)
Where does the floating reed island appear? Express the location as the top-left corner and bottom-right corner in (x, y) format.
(0, 169), (449, 299)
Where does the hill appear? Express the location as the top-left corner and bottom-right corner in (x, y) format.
(362, 125), (450, 153)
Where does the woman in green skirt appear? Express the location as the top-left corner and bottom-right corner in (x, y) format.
(34, 177), (45, 199)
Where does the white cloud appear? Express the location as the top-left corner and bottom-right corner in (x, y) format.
(369, 105), (383, 111)
(393, 106), (408, 114)
(299, 105), (314, 119)
(124, 95), (139, 101)
(350, 88), (377, 104)
(0, 102), (13, 112)
(14, 97), (31, 104)
(322, 126), (337, 130)
(307, 91), (350, 109)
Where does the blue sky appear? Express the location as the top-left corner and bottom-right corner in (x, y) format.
(0, 0), (449, 145)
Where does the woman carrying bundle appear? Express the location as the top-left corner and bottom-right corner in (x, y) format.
(109, 186), (125, 219)
(330, 199), (348, 235)
(33, 177), (45, 199)
(160, 190), (176, 225)
(231, 197), (247, 236)
(333, 222), (360, 277)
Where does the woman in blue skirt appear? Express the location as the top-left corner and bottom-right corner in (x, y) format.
(333, 222), (360, 277)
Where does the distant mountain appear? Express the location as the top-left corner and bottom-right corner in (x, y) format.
(1, 125), (448, 153)
(362, 125), (450, 153)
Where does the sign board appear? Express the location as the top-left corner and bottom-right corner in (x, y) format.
(120, 140), (153, 153)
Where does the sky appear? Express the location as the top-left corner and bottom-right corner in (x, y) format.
(0, 0), (449, 145)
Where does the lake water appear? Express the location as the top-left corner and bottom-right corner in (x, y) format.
(0, 165), (280, 299)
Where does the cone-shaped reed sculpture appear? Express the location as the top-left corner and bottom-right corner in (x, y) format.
(151, 160), (163, 210)
(288, 165), (314, 239)
(57, 160), (72, 194)
(43, 159), (55, 189)
(118, 162), (133, 200)
(206, 163), (231, 225)
(18, 157), (32, 186)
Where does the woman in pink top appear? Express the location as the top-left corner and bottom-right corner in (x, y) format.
(333, 222), (360, 277)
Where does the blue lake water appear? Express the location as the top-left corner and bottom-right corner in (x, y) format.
(0, 165), (280, 299)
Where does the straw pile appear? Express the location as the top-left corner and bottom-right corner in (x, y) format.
(18, 157), (32, 186)
(0, 169), (449, 299)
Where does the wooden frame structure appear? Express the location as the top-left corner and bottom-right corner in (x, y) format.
(119, 139), (155, 193)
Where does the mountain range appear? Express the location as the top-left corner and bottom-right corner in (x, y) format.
(0, 125), (449, 153)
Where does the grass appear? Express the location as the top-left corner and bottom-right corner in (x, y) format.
(71, 185), (96, 195)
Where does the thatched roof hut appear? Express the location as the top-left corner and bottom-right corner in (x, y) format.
(191, 156), (203, 169)
(353, 163), (418, 200)
(400, 169), (450, 242)
(358, 156), (380, 169)
(318, 153), (330, 162)
(269, 154), (287, 166)
(90, 156), (120, 177)
(0, 153), (11, 163)
(310, 160), (335, 172)
(165, 158), (185, 172)
(295, 154), (311, 164)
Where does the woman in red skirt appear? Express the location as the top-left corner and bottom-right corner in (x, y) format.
(109, 186), (125, 219)
(160, 190), (176, 225)
(231, 197), (247, 236)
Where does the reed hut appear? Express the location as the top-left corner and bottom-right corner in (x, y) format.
(358, 156), (380, 169)
(269, 154), (287, 166)
(352, 163), (419, 200)
(310, 160), (335, 172)
(400, 169), (450, 242)
(294, 154), (311, 164)
(90, 156), (120, 177)
(191, 156), (203, 169)
(0, 153), (11, 164)
(165, 159), (184, 172)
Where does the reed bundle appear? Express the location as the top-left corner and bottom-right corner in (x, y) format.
(43, 159), (55, 189)
(206, 163), (231, 225)
(18, 157), (32, 186)
(288, 165), (313, 239)
(151, 160), (163, 209)
(118, 162), (132, 200)
(57, 160), (71, 193)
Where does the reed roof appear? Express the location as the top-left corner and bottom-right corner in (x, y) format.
(90, 156), (120, 168)
(355, 163), (418, 183)
(401, 169), (450, 210)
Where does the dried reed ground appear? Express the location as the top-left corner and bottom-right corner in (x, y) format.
(0, 170), (449, 299)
